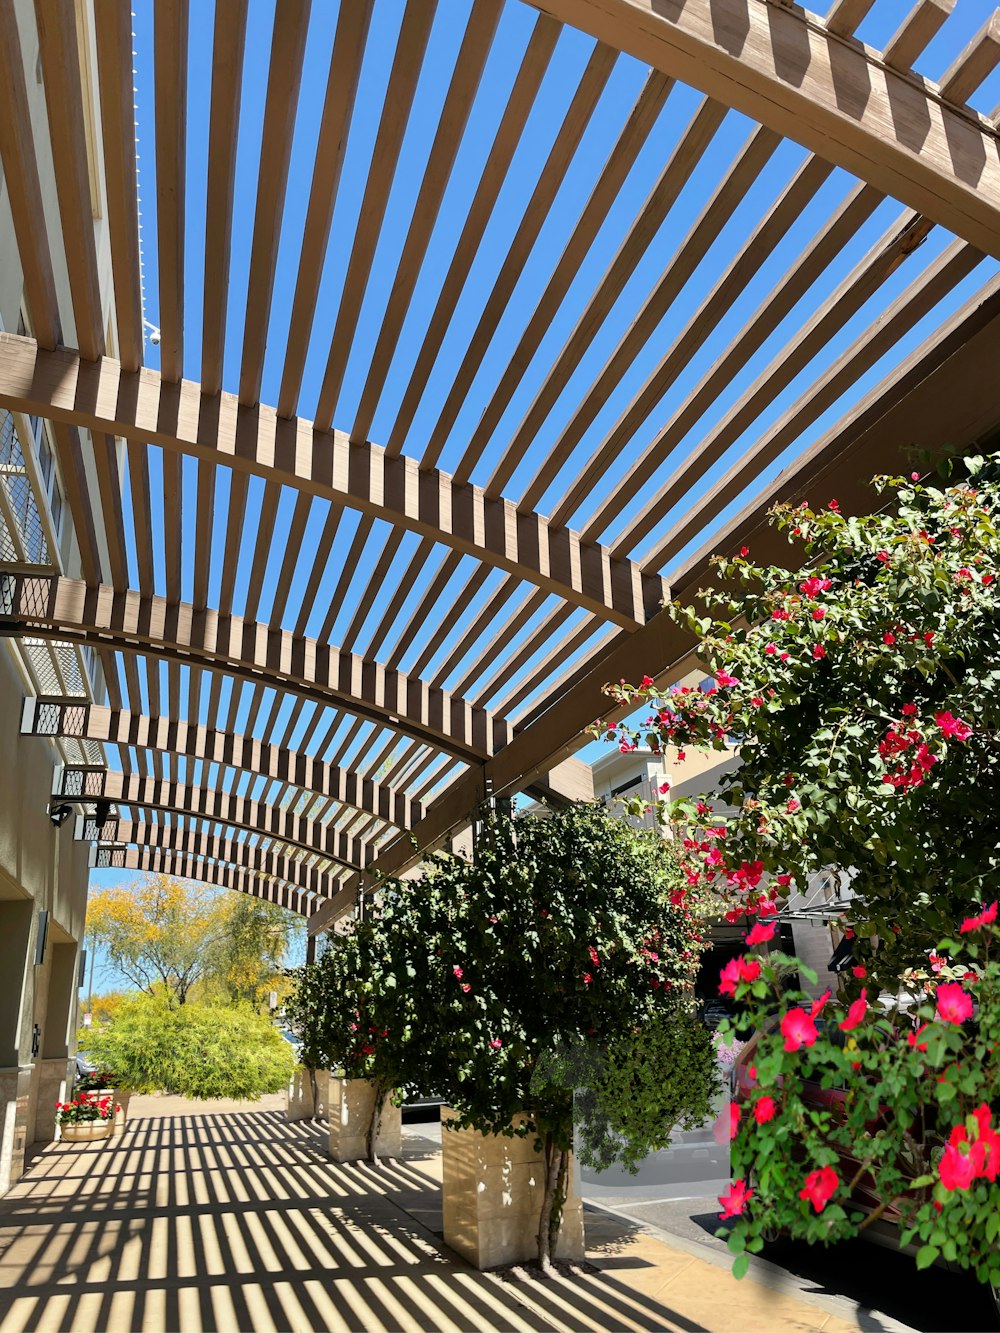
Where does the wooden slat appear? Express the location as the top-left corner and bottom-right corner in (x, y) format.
(607, 205), (933, 556)
(28, 700), (424, 826)
(884, 0), (955, 72)
(313, 0), (438, 432)
(0, 575), (512, 761)
(153, 0), (187, 381)
(824, 0), (877, 38)
(0, 338), (667, 628)
(91, 843), (315, 915)
(545, 152), (835, 529)
(451, 66), (674, 485)
(641, 240), (985, 570)
(939, 10), (1000, 104)
(487, 99), (763, 501)
(418, 41), (618, 471)
(385, 13), (560, 456)
(33, 0), (105, 359)
(532, 0), (1000, 259)
(276, 0), (373, 418)
(0, 4), (61, 348)
(93, 0), (143, 370)
(349, 0), (503, 444)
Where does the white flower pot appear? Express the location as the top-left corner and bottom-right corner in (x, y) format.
(286, 1067), (330, 1121)
(59, 1119), (112, 1144)
(440, 1108), (585, 1269)
(328, 1078), (401, 1162)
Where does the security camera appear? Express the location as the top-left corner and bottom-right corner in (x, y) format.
(149, 328), (161, 346)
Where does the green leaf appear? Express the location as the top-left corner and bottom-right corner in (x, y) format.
(732, 1253), (750, 1280)
(915, 1245), (939, 1271)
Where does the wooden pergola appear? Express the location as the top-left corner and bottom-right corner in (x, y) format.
(0, 0), (998, 929)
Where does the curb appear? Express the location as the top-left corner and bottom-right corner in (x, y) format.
(582, 1198), (918, 1333)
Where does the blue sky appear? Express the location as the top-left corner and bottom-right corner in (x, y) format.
(85, 0), (1000, 955)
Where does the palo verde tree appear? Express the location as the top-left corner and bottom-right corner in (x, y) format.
(359, 803), (717, 1270)
(608, 456), (1000, 1288)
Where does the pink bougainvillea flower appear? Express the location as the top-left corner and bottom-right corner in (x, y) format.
(488, 1038), (503, 1050)
(812, 609), (825, 621)
(754, 1096), (776, 1125)
(960, 902), (998, 934)
(728, 1103), (740, 1139)
(876, 550), (890, 563)
(852, 965), (867, 980)
(934, 711), (973, 742)
(715, 672), (740, 688)
(588, 944), (600, 969)
(659, 781), (671, 794)
(936, 983), (973, 1025)
(901, 702), (918, 716)
(812, 643), (827, 659)
(838, 989), (868, 1032)
(640, 675), (655, 688)
(883, 632), (895, 645)
(718, 1180), (753, 1220)
(786, 798), (800, 813)
(452, 965), (463, 980)
(764, 642), (778, 656)
(938, 1143), (977, 1192)
(800, 576), (832, 598)
(582, 972), (593, 985)
(745, 921), (777, 947)
(461, 983), (471, 993)
(798, 1165), (839, 1212)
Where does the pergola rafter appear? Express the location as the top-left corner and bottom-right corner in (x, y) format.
(1, 0), (999, 920)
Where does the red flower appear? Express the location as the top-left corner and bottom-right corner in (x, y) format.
(754, 1096), (776, 1125)
(799, 1165), (839, 1212)
(728, 1103), (740, 1140)
(800, 577), (832, 597)
(876, 551), (890, 563)
(745, 921), (777, 947)
(938, 1143), (977, 1192)
(901, 703), (918, 716)
(882, 633), (895, 645)
(852, 965), (867, 980)
(718, 1180), (753, 1220)
(812, 644), (826, 659)
(718, 956), (762, 997)
(582, 972), (593, 985)
(658, 781), (671, 794)
(715, 672), (740, 688)
(786, 798), (800, 813)
(935, 983), (973, 1025)
(828, 500), (839, 511)
(764, 642), (778, 656)
(641, 675), (655, 688)
(587, 945), (600, 969)
(960, 902), (998, 934)
(740, 546), (749, 557)
(838, 989), (868, 1032)
(780, 991), (830, 1051)
(452, 965), (463, 980)
(934, 711), (972, 742)
(488, 1038), (502, 1050)
(812, 609), (825, 621)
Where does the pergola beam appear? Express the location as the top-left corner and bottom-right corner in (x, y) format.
(90, 820), (341, 899)
(532, 0), (1000, 260)
(0, 336), (666, 629)
(0, 575), (509, 761)
(63, 772), (373, 871)
(89, 843), (314, 918)
(309, 277), (1000, 932)
(25, 699), (422, 827)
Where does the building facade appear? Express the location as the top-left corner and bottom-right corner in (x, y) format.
(0, 0), (117, 1193)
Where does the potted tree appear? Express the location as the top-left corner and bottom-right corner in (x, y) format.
(283, 962), (332, 1122)
(287, 935), (402, 1163)
(362, 804), (717, 1271)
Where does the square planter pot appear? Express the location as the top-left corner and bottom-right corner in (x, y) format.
(441, 1108), (585, 1270)
(110, 1090), (131, 1135)
(59, 1119), (112, 1144)
(285, 1067), (330, 1121)
(328, 1078), (401, 1163)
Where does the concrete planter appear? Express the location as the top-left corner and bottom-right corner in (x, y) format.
(285, 1067), (330, 1121)
(441, 1109), (585, 1270)
(328, 1078), (401, 1163)
(59, 1119), (112, 1144)
(110, 1090), (130, 1135)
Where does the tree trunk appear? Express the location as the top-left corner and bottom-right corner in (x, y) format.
(308, 1066), (319, 1119)
(366, 1082), (387, 1165)
(536, 1130), (571, 1272)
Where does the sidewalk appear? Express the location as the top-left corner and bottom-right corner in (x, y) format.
(0, 1097), (896, 1332)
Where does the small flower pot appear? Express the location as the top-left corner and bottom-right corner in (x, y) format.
(59, 1119), (112, 1144)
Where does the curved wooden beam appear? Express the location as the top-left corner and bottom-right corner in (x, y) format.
(0, 335), (666, 628)
(0, 575), (508, 761)
(64, 769), (374, 871)
(89, 843), (314, 917)
(25, 698), (423, 827)
(90, 819), (341, 899)
(534, 0), (1000, 261)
